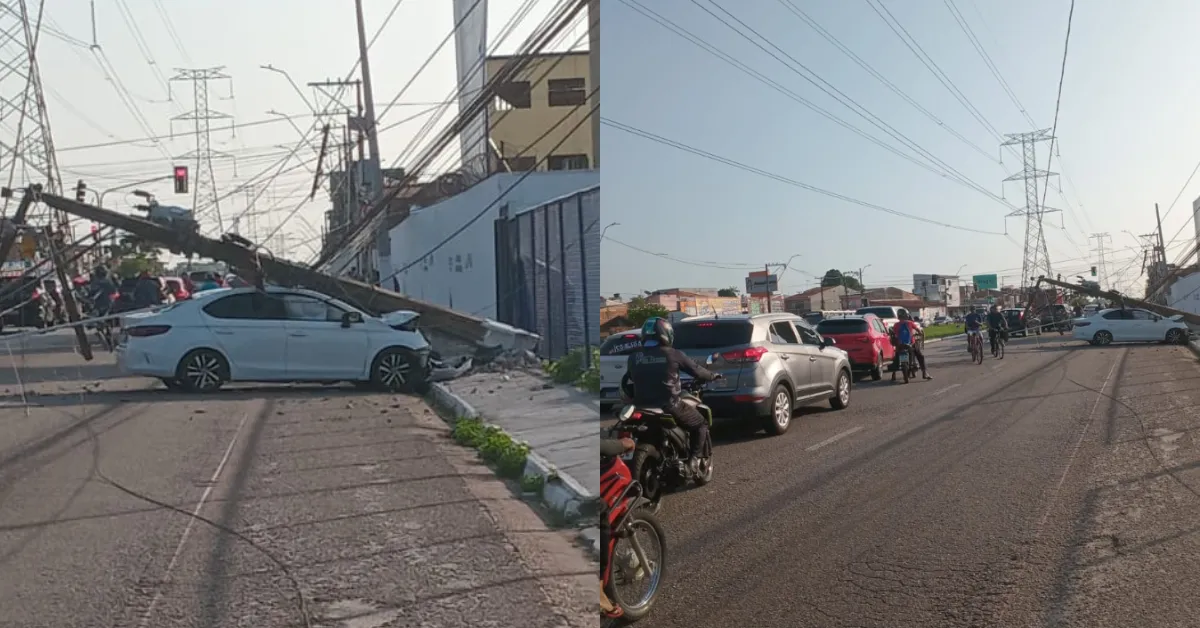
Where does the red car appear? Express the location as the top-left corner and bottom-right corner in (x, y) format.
(816, 313), (894, 381)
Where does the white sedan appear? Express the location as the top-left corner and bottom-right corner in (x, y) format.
(1071, 307), (1190, 346)
(116, 286), (432, 392)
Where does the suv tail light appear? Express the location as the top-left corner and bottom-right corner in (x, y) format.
(721, 346), (768, 363)
(126, 325), (171, 337)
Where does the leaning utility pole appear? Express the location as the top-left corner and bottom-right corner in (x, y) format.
(169, 67), (235, 233)
(1002, 130), (1060, 295)
(0, 1), (66, 231)
(1090, 232), (1112, 290)
(352, 0), (384, 278)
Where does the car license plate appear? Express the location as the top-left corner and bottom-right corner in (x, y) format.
(899, 354), (909, 363)
(601, 389), (620, 399)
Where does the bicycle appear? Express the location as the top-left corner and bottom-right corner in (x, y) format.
(967, 330), (984, 364)
(990, 329), (1006, 359)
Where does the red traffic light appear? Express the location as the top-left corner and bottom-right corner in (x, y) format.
(173, 165), (189, 194)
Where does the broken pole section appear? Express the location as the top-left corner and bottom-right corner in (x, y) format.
(44, 225), (93, 361)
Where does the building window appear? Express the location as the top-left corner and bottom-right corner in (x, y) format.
(504, 156), (537, 172)
(547, 154), (589, 171)
(494, 81), (531, 110)
(547, 77), (586, 107)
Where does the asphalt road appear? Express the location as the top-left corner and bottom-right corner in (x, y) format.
(636, 333), (1200, 628)
(0, 330), (593, 628)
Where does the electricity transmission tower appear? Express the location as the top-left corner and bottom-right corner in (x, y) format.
(169, 68), (235, 233)
(0, 1), (65, 227)
(1090, 232), (1112, 289)
(1003, 130), (1060, 291)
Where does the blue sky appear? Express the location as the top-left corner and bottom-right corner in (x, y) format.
(600, 0), (1200, 298)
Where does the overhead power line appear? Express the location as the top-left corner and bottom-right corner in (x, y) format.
(602, 118), (1005, 235)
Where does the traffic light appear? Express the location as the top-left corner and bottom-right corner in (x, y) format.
(173, 165), (189, 194)
(1090, 266), (1097, 276)
(75, 180), (86, 203)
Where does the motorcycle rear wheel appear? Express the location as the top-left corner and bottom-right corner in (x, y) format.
(629, 445), (664, 504)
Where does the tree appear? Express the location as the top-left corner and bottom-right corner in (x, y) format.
(717, 286), (739, 297)
(821, 269), (862, 291)
(626, 296), (670, 327)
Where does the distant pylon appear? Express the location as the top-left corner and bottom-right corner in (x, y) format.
(169, 67), (236, 233)
(0, 1), (65, 228)
(1090, 232), (1112, 289)
(1002, 130), (1060, 290)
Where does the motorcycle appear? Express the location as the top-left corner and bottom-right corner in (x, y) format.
(612, 361), (718, 509)
(895, 343), (919, 383)
(601, 447), (666, 623)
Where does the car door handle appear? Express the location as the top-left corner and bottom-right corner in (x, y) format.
(289, 332), (307, 337)
(780, 355), (790, 360)
(809, 357), (817, 362)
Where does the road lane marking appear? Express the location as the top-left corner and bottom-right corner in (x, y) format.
(806, 426), (864, 452)
(137, 412), (249, 628)
(932, 384), (962, 396)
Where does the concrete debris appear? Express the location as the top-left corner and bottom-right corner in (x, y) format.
(429, 354), (473, 382)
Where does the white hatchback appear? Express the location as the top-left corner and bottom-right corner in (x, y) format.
(1071, 307), (1190, 346)
(115, 286), (432, 392)
(599, 329), (642, 410)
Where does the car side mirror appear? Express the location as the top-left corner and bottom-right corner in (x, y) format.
(341, 311), (363, 327)
(821, 337), (836, 348)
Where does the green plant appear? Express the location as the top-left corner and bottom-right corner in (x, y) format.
(544, 346), (601, 393)
(520, 473), (546, 495)
(626, 296), (670, 327)
(451, 417), (487, 447)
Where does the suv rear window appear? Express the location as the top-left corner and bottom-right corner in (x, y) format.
(600, 333), (642, 356)
(674, 320), (753, 349)
(817, 319), (868, 334)
(856, 307), (896, 319)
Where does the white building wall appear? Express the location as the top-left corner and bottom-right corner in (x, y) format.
(386, 170), (598, 319)
(912, 274), (962, 307)
(1168, 271), (1200, 316)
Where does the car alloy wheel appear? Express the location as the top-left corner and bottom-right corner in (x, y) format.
(838, 373), (850, 405)
(774, 390), (791, 429)
(376, 352), (411, 390)
(1093, 331), (1113, 346)
(1167, 328), (1186, 344)
(184, 352), (224, 391)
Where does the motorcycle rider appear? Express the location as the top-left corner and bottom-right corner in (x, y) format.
(619, 316), (720, 476)
(87, 266), (117, 317)
(599, 435), (636, 619)
(986, 304), (1009, 354)
(890, 311), (931, 380)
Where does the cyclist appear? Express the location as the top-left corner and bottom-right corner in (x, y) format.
(890, 311), (931, 381)
(964, 308), (984, 355)
(986, 304), (1009, 354)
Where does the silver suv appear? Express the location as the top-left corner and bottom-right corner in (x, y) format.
(673, 313), (854, 436)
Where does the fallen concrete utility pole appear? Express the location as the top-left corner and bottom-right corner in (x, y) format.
(1036, 275), (1200, 327)
(33, 189), (489, 345)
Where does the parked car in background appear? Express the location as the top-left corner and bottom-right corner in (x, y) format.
(816, 313), (893, 381)
(116, 287), (432, 392)
(802, 310), (854, 327)
(933, 315), (948, 325)
(672, 313), (853, 436)
(1072, 308), (1190, 346)
(1002, 308), (1031, 336)
(163, 277), (190, 302)
(599, 329), (643, 411)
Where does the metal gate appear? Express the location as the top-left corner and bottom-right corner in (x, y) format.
(493, 185), (599, 361)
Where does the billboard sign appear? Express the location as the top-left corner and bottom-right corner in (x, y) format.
(745, 273), (779, 295)
(973, 274), (998, 291)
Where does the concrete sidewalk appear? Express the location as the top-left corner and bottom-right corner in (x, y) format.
(433, 369), (599, 520)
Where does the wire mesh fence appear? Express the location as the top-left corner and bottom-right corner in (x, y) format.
(493, 185), (599, 364)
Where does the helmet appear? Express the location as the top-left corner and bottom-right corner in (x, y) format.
(92, 265), (107, 279)
(640, 316), (674, 348)
(898, 310), (910, 321)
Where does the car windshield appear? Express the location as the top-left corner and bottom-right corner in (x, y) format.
(817, 319), (869, 334)
(674, 320), (753, 349)
(856, 307), (895, 319)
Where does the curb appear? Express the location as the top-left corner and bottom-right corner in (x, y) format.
(427, 382), (594, 522)
(1189, 340), (1200, 359)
